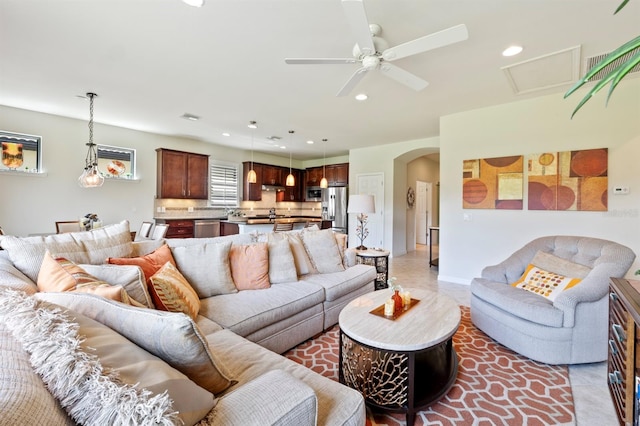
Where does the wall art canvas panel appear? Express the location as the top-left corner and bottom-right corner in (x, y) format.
(527, 148), (608, 211)
(462, 155), (523, 209)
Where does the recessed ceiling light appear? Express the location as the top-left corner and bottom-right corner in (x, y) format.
(181, 113), (200, 121)
(355, 93), (368, 101)
(502, 45), (523, 57)
(222, 132), (230, 137)
(280, 146), (286, 149)
(306, 140), (314, 144)
(182, 0), (205, 7)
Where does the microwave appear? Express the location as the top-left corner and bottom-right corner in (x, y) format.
(306, 186), (323, 201)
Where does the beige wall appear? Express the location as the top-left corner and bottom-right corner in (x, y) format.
(439, 78), (640, 284)
(0, 105), (315, 237)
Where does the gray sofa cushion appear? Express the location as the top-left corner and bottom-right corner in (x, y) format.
(0, 323), (73, 425)
(301, 264), (377, 302)
(201, 370), (318, 426)
(471, 278), (563, 327)
(0, 252), (37, 294)
(206, 329), (365, 426)
(0, 220), (133, 283)
(35, 292), (235, 395)
(198, 281), (325, 337)
(171, 241), (237, 297)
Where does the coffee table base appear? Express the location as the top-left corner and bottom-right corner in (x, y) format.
(339, 331), (458, 426)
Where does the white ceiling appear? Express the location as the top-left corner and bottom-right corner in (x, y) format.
(0, 0), (638, 160)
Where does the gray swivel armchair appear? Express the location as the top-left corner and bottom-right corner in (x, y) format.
(470, 236), (635, 364)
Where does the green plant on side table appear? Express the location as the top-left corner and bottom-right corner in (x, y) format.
(564, 0), (640, 117)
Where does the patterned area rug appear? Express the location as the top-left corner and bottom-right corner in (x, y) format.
(284, 306), (575, 426)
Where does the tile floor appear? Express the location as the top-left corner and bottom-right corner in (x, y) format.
(388, 244), (618, 426)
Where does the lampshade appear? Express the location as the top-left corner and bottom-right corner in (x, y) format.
(347, 194), (375, 214)
(247, 120), (257, 183)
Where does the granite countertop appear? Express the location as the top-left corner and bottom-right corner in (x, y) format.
(245, 217), (322, 225)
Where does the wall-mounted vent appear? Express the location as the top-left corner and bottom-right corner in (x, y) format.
(584, 46), (640, 80)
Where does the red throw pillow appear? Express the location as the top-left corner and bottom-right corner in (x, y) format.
(107, 244), (176, 284)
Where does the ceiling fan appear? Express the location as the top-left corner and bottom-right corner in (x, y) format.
(285, 0), (469, 96)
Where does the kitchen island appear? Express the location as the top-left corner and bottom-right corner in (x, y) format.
(235, 216), (330, 234)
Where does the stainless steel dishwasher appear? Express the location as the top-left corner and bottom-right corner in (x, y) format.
(193, 220), (220, 238)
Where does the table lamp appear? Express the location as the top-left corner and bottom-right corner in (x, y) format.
(347, 194), (375, 250)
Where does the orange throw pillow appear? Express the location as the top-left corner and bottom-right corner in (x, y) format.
(107, 244), (176, 284)
(229, 243), (270, 290)
(37, 251), (139, 305)
(148, 262), (200, 320)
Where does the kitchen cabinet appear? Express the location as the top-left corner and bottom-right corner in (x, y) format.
(305, 167), (324, 186)
(608, 277), (640, 426)
(220, 221), (239, 236)
(242, 162), (263, 201)
(262, 165), (283, 186)
(278, 169), (303, 202)
(156, 149), (209, 199)
(326, 163), (349, 186)
(158, 219), (194, 239)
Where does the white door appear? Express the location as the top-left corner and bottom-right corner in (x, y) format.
(355, 173), (384, 249)
(416, 181), (428, 245)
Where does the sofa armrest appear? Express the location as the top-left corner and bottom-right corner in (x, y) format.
(553, 264), (623, 327)
(343, 248), (358, 268)
(206, 370), (317, 426)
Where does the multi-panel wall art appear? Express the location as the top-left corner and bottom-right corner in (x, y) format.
(462, 155), (524, 210)
(462, 148), (608, 211)
(527, 148), (608, 211)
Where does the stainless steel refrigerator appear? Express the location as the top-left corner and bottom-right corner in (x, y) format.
(321, 187), (348, 234)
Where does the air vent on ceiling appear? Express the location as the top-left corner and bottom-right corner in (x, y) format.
(584, 46), (640, 80)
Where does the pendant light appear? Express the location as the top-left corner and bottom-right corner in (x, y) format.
(247, 121), (257, 184)
(320, 138), (328, 189)
(286, 130), (295, 187)
(78, 92), (104, 188)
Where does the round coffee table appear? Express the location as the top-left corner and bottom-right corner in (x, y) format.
(338, 288), (460, 426)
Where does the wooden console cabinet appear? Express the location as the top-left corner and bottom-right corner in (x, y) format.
(608, 277), (640, 426)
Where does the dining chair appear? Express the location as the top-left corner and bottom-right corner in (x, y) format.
(150, 223), (170, 240)
(273, 222), (294, 232)
(304, 221), (320, 229)
(55, 221), (82, 234)
(134, 221), (154, 241)
(0, 226), (4, 236)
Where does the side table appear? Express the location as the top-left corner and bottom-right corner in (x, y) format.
(356, 249), (390, 290)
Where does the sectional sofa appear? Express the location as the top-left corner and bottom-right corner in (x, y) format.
(0, 220), (377, 425)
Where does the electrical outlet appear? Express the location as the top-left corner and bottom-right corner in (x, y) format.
(156, 206), (162, 213)
(188, 207), (194, 212)
(463, 213), (472, 221)
(161, 206), (166, 213)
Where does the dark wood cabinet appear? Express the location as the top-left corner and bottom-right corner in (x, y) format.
(160, 219), (194, 238)
(220, 221), (239, 236)
(326, 163), (349, 186)
(157, 149), (209, 199)
(242, 162), (263, 201)
(608, 277), (640, 426)
(262, 165), (283, 186)
(305, 167), (324, 186)
(278, 169), (302, 202)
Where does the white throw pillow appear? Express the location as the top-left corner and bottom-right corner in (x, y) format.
(268, 238), (298, 284)
(301, 229), (345, 274)
(170, 241), (236, 297)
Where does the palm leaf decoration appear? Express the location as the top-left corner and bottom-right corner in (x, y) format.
(564, 0), (640, 117)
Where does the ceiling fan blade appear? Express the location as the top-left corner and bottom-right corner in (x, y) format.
(341, 0), (375, 56)
(285, 58), (357, 65)
(379, 63), (429, 91)
(336, 67), (369, 97)
(382, 24), (469, 61)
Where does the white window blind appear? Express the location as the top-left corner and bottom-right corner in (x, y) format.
(209, 163), (239, 207)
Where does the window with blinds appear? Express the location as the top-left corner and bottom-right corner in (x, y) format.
(209, 163), (239, 207)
